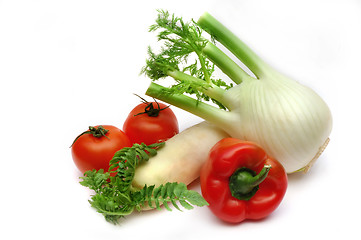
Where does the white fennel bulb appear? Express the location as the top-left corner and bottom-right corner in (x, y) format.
(142, 10), (332, 173)
(222, 71), (332, 172)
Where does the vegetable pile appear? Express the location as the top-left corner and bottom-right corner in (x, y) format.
(71, 10), (332, 225)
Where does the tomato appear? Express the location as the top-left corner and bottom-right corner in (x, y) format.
(71, 125), (131, 173)
(123, 99), (179, 145)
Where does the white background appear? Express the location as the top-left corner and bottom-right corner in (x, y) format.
(1, 0), (359, 239)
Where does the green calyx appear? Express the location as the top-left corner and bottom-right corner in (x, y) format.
(70, 125), (109, 147)
(133, 94), (170, 117)
(229, 165), (271, 201)
(86, 126), (110, 138)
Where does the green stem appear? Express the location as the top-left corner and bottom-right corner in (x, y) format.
(198, 12), (270, 78)
(195, 49), (212, 83)
(70, 125), (109, 147)
(183, 34), (212, 83)
(133, 94), (170, 117)
(203, 42), (253, 84)
(146, 82), (230, 126)
(98, 206), (135, 217)
(229, 165), (271, 201)
(167, 70), (228, 107)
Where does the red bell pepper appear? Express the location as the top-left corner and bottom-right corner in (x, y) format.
(200, 138), (288, 223)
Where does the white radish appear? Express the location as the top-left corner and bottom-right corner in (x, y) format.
(132, 121), (229, 189)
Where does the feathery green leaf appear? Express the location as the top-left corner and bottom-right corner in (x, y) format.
(79, 141), (207, 225)
(142, 10), (233, 109)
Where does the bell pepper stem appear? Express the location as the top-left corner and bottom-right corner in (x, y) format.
(249, 165), (272, 187)
(229, 165), (272, 201)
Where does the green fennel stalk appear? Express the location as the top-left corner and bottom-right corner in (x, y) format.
(198, 12), (271, 78)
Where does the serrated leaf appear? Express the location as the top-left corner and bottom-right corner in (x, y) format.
(79, 169), (109, 192)
(136, 148), (150, 162)
(146, 185), (155, 209)
(170, 198), (181, 211)
(145, 147), (158, 156)
(153, 185), (162, 210)
(153, 184), (162, 198)
(166, 182), (175, 199)
(183, 191), (209, 207)
(104, 215), (123, 225)
(115, 192), (132, 204)
(162, 199), (172, 211)
(179, 199), (194, 210)
(131, 190), (142, 203)
(160, 183), (168, 199)
(154, 198), (161, 210)
(173, 182), (186, 198)
(143, 10), (233, 110)
(108, 164), (118, 171)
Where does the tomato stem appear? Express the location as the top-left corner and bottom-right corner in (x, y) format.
(70, 125), (109, 147)
(229, 165), (271, 201)
(133, 94), (170, 117)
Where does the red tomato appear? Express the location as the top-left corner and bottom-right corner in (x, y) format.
(71, 125), (131, 173)
(123, 100), (179, 145)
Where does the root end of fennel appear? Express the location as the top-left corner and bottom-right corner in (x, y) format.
(296, 138), (330, 174)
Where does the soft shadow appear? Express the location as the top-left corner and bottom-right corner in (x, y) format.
(287, 171), (308, 182)
(208, 213), (273, 228)
(187, 177), (201, 190)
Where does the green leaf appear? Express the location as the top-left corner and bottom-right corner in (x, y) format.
(153, 186), (162, 210)
(162, 199), (172, 211)
(108, 142), (165, 193)
(166, 182), (175, 198)
(79, 169), (110, 193)
(170, 199), (181, 211)
(136, 148), (150, 161)
(146, 185), (155, 209)
(184, 190), (209, 207)
(179, 199), (194, 210)
(173, 182), (186, 198)
(160, 183), (168, 199)
(137, 182), (208, 212)
(145, 147), (158, 156)
(105, 215), (124, 225)
(169, 183), (181, 211)
(79, 142), (166, 224)
(142, 10), (232, 110)
(143, 9), (207, 81)
(79, 132), (207, 224)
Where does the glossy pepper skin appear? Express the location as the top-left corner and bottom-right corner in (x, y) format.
(200, 138), (288, 223)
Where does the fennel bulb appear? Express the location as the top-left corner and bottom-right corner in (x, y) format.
(221, 71), (332, 173)
(142, 10), (332, 173)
